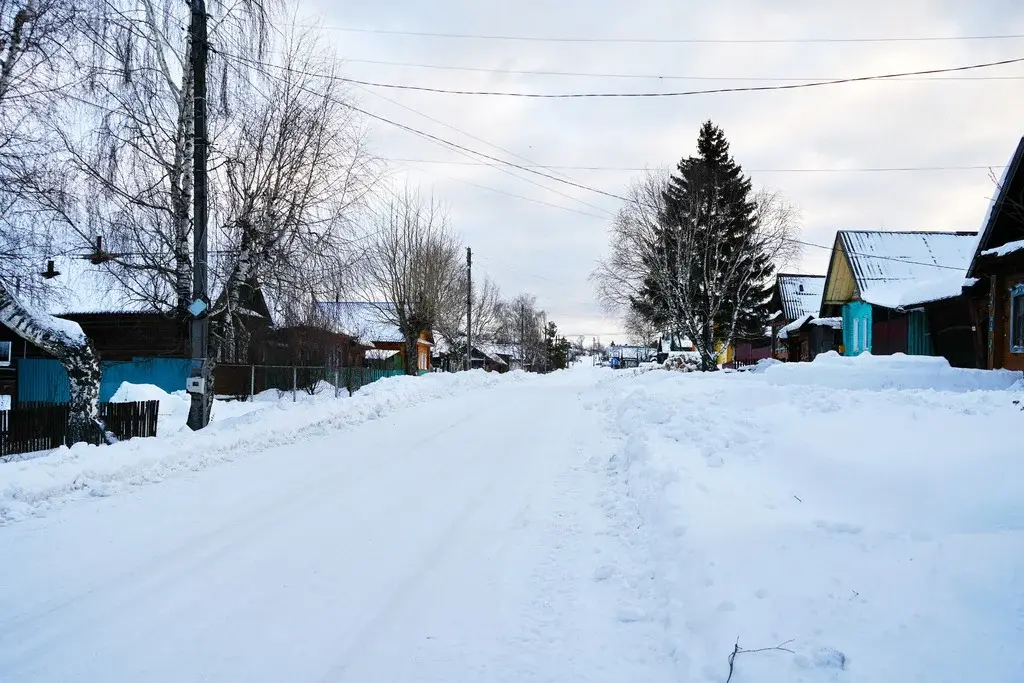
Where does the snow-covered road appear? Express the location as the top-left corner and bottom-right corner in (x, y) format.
(0, 369), (679, 682)
(2, 360), (1022, 683)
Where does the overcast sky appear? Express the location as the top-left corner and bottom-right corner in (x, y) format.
(303, 0), (1024, 342)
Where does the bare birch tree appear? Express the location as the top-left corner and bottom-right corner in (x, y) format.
(0, 0), (110, 443)
(209, 36), (376, 361)
(360, 188), (462, 375)
(590, 171), (667, 314)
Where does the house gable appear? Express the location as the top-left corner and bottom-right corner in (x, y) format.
(821, 236), (859, 312)
(968, 136), (1024, 277)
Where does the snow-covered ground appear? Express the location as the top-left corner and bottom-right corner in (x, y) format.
(1, 358), (1021, 682)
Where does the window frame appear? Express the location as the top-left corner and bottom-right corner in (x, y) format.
(0, 340), (11, 367)
(1011, 283), (1024, 354)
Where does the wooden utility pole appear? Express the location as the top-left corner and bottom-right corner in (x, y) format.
(465, 247), (472, 371)
(186, 0), (211, 430)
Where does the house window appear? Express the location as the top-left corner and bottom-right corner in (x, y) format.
(1011, 283), (1024, 353)
(852, 318), (860, 353)
(860, 317), (868, 352)
(0, 341), (11, 366)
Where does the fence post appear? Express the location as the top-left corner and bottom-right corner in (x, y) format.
(250, 364), (255, 401)
(292, 366), (297, 402)
(334, 369), (339, 398)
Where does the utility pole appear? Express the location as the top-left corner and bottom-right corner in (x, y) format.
(186, 0), (211, 430)
(465, 247), (472, 372)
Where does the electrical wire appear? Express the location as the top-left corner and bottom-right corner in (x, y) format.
(296, 24), (1024, 45)
(385, 158), (1002, 173)
(335, 56), (1024, 82)
(232, 53), (1024, 99)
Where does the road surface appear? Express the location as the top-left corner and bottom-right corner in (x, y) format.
(0, 369), (680, 682)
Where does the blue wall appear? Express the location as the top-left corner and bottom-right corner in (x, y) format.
(842, 301), (873, 355)
(17, 357), (191, 404)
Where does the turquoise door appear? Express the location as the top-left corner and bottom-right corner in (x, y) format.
(842, 301), (872, 355)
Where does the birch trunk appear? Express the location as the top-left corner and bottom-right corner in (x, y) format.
(0, 281), (106, 445)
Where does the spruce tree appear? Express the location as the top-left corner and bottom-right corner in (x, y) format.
(630, 121), (774, 367)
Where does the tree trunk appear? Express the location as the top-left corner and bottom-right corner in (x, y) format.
(0, 281), (107, 446)
(404, 334), (419, 376)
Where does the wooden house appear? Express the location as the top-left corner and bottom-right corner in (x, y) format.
(819, 230), (978, 365)
(778, 314), (842, 362)
(964, 136), (1024, 372)
(317, 302), (434, 373)
(769, 274), (826, 360)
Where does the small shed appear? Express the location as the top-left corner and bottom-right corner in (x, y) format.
(778, 315), (842, 362)
(964, 135), (1024, 371)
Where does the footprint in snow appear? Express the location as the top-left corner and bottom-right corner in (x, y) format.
(815, 520), (863, 535)
(593, 565), (615, 581)
(617, 607), (648, 623)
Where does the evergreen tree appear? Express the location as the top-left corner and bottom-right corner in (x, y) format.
(630, 121), (774, 368)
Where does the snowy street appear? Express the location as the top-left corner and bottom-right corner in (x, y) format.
(1, 361), (1023, 682)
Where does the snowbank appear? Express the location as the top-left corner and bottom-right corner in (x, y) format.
(110, 382), (266, 433)
(765, 351), (1022, 392)
(0, 371), (531, 524)
(594, 369), (1024, 682)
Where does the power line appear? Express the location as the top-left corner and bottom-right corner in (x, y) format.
(402, 161), (609, 219)
(326, 55), (1024, 98)
(219, 50), (987, 275)
(346, 76), (608, 213)
(340, 56), (1024, 82)
(300, 24), (1024, 45)
(387, 158), (1002, 173)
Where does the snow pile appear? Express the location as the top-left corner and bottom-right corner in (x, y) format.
(595, 370), (1024, 682)
(110, 382), (267, 433)
(765, 351), (1022, 392)
(663, 354), (701, 372)
(748, 357), (782, 373)
(0, 370), (532, 524)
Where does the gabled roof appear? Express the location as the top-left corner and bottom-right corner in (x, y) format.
(316, 302), (405, 343)
(772, 273), (825, 321)
(968, 136), (1024, 277)
(821, 231), (977, 311)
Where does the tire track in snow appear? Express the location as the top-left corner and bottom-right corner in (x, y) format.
(0, 407), (485, 673)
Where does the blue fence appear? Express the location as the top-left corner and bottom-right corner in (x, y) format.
(17, 358), (192, 404)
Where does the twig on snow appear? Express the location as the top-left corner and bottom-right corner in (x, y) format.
(793, 495), (802, 502)
(725, 638), (796, 683)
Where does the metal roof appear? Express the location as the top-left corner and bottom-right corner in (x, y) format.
(316, 302), (406, 343)
(774, 274), (825, 321)
(837, 231), (977, 308)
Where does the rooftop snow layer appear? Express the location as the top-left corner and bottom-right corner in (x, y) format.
(981, 238), (1024, 259)
(839, 231), (977, 309)
(776, 274), (825, 320)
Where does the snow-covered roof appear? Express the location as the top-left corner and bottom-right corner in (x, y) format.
(775, 274), (825, 321)
(969, 136), (1024, 277)
(488, 343), (521, 361)
(778, 313), (813, 339)
(838, 231), (977, 309)
(316, 302), (405, 343)
(365, 349), (400, 360)
(36, 258), (163, 316)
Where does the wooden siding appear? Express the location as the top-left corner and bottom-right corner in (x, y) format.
(992, 270), (1024, 371)
(822, 240), (858, 309)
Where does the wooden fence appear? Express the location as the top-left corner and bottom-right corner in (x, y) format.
(0, 400), (160, 457)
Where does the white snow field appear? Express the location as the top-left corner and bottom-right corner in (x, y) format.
(1, 358), (1022, 682)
